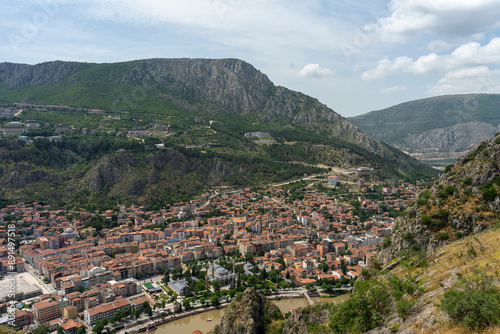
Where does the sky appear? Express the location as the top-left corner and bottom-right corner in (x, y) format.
(2, 0), (500, 117)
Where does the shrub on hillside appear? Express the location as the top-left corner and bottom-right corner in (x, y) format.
(440, 270), (500, 330)
(482, 184), (497, 202)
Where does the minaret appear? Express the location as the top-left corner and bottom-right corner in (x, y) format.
(232, 258), (235, 274)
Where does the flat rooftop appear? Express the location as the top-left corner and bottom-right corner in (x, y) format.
(0, 273), (43, 302)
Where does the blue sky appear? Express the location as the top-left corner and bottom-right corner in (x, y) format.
(2, 0), (500, 117)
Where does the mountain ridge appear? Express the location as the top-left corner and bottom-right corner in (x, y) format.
(1, 58), (386, 155)
(348, 94), (500, 161)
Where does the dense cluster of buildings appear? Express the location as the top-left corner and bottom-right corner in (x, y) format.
(0, 178), (422, 331)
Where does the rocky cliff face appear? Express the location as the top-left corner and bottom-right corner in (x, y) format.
(378, 133), (500, 265)
(0, 141), (254, 207)
(213, 288), (282, 334)
(85, 151), (136, 192)
(0, 165), (63, 189)
(403, 121), (500, 152)
(84, 148), (246, 196)
(0, 61), (85, 87)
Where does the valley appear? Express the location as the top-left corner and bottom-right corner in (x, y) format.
(2, 58), (500, 334)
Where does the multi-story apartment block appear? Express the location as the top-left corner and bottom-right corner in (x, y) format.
(84, 298), (130, 326)
(32, 299), (61, 324)
(14, 310), (33, 328)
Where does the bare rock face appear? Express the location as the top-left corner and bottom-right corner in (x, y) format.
(282, 305), (331, 334)
(0, 61), (84, 87)
(214, 288), (282, 334)
(404, 121), (499, 152)
(85, 151), (136, 192)
(0, 165), (63, 189)
(378, 134), (500, 265)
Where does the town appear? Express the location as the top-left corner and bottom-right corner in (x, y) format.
(0, 175), (425, 333)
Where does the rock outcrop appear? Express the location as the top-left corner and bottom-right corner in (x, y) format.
(281, 304), (331, 334)
(378, 133), (500, 265)
(0, 165), (63, 189)
(213, 288), (282, 334)
(403, 121), (499, 152)
(85, 151), (136, 192)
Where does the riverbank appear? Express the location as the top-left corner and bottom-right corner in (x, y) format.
(118, 291), (349, 333)
(117, 302), (231, 333)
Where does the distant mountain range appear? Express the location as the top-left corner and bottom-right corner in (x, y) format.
(0, 59), (435, 208)
(349, 94), (500, 163)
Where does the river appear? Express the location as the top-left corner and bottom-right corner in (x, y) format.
(155, 294), (349, 334)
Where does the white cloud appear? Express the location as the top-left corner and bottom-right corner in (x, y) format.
(298, 63), (334, 78)
(430, 67), (500, 95)
(365, 0), (500, 43)
(379, 86), (407, 94)
(426, 40), (456, 52)
(362, 37), (500, 80)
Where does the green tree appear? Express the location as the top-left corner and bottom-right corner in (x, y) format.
(194, 279), (206, 292)
(330, 279), (391, 333)
(482, 184), (497, 202)
(211, 295), (220, 306)
(141, 301), (153, 316)
(57, 326), (64, 334)
(245, 253), (254, 264)
(92, 319), (108, 334)
(76, 325), (86, 334)
(322, 283), (333, 293)
(279, 281), (289, 289)
(163, 270), (170, 283)
(183, 299), (191, 310)
(260, 268), (267, 281)
(247, 275), (258, 286)
(33, 323), (49, 334)
(212, 279), (221, 292)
